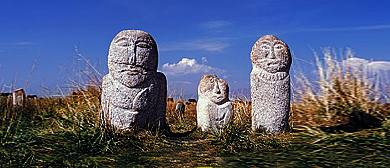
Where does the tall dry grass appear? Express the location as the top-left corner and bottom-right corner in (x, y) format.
(293, 48), (389, 133)
(215, 100), (292, 153)
(166, 100), (197, 133)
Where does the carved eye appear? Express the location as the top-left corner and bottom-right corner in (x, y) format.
(136, 42), (150, 49)
(274, 44), (284, 50)
(115, 37), (131, 47)
(209, 78), (214, 83)
(119, 42), (130, 47)
(260, 44), (270, 50)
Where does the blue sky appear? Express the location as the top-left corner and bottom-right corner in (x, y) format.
(1, 0), (390, 98)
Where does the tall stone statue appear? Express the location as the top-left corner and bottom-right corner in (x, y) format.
(197, 74), (233, 132)
(250, 35), (291, 134)
(101, 30), (167, 131)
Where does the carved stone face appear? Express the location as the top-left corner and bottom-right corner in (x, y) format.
(198, 74), (229, 104)
(250, 35), (291, 73)
(108, 30), (158, 87)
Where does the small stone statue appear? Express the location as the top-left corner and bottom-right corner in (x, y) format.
(250, 35), (292, 134)
(101, 30), (167, 131)
(175, 101), (185, 120)
(13, 88), (25, 106)
(197, 74), (233, 132)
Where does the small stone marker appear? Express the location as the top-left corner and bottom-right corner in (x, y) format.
(101, 30), (167, 131)
(250, 35), (291, 134)
(197, 74), (233, 132)
(175, 101), (185, 120)
(13, 88), (26, 106)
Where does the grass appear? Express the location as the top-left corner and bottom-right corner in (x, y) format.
(293, 48), (389, 132)
(0, 48), (389, 167)
(0, 96), (292, 167)
(1, 94), (388, 167)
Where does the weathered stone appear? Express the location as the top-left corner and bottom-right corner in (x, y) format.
(250, 35), (291, 134)
(13, 88), (25, 106)
(175, 101), (185, 120)
(197, 74), (233, 132)
(175, 101), (185, 113)
(101, 30), (167, 131)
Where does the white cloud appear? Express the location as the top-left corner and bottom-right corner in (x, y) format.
(160, 39), (230, 53)
(199, 20), (233, 32)
(201, 57), (208, 63)
(343, 57), (390, 72)
(343, 57), (390, 88)
(159, 21), (234, 53)
(298, 24), (390, 33)
(0, 42), (34, 45)
(162, 58), (226, 76)
(368, 61), (390, 71)
(170, 81), (192, 85)
(343, 57), (390, 102)
(12, 42), (34, 45)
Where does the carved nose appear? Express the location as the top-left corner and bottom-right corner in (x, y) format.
(269, 49), (276, 59)
(129, 55), (136, 65)
(214, 83), (221, 94)
(128, 47), (136, 65)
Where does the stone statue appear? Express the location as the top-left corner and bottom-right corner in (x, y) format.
(250, 35), (291, 134)
(13, 88), (25, 106)
(197, 74), (233, 132)
(175, 101), (185, 120)
(101, 30), (167, 131)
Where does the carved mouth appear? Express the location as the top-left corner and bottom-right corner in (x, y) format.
(120, 66), (146, 74)
(212, 96), (226, 104)
(123, 70), (139, 75)
(266, 60), (280, 65)
(267, 63), (280, 68)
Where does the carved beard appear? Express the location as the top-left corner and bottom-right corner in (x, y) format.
(252, 50), (290, 81)
(210, 81), (228, 104)
(257, 56), (289, 73)
(118, 73), (147, 88)
(110, 66), (151, 88)
(209, 92), (228, 104)
(253, 48), (290, 73)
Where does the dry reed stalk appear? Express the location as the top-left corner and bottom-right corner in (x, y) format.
(293, 48), (389, 132)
